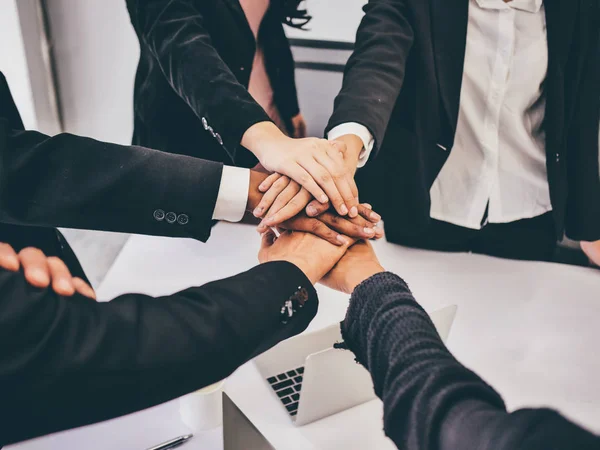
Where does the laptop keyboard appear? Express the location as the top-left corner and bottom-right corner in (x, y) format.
(266, 367), (304, 417)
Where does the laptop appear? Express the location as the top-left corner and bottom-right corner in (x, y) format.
(223, 392), (275, 450)
(254, 305), (458, 426)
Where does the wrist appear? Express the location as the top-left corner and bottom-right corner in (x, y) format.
(241, 121), (288, 160)
(345, 265), (385, 294)
(246, 170), (269, 212)
(334, 134), (363, 167)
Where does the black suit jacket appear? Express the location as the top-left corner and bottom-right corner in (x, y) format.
(0, 257), (317, 446)
(0, 71), (226, 259)
(327, 0), (600, 241)
(127, 0), (301, 168)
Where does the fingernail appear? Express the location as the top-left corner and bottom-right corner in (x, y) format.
(57, 279), (74, 294)
(364, 227), (375, 236)
(364, 203), (372, 209)
(259, 183), (268, 192)
(307, 206), (318, 216)
(340, 205), (349, 215)
(320, 195), (329, 203)
(336, 235), (348, 245)
(350, 206), (358, 217)
(28, 269), (49, 285)
(370, 212), (381, 221)
(253, 207), (263, 217)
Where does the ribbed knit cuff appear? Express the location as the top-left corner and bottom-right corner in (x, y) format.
(340, 272), (417, 368)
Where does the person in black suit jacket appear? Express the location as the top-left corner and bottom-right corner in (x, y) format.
(0, 70), (381, 274)
(0, 227), (351, 446)
(323, 0), (600, 262)
(126, 0), (365, 223)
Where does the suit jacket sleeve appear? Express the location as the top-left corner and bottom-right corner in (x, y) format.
(0, 76), (223, 243)
(0, 261), (317, 445)
(340, 272), (600, 450)
(325, 0), (415, 155)
(126, 0), (271, 163)
(564, 2), (600, 241)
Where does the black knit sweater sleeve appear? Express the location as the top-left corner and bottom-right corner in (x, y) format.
(340, 272), (600, 450)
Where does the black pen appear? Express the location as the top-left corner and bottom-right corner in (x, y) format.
(146, 434), (194, 450)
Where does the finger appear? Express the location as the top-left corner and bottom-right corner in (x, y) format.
(18, 247), (51, 288)
(264, 180), (302, 220)
(357, 204), (381, 223)
(258, 173), (281, 193)
(285, 163), (329, 204)
(314, 150), (358, 217)
(298, 156), (348, 216)
(0, 243), (20, 272)
(254, 175), (291, 217)
(260, 229), (277, 250)
(305, 199), (330, 217)
(263, 188), (311, 226)
(47, 257), (76, 297)
(281, 217), (346, 246)
(73, 277), (97, 300)
(318, 213), (377, 240)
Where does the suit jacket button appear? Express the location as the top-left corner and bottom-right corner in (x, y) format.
(215, 133), (223, 145)
(166, 212), (177, 224)
(202, 117), (209, 130)
(153, 209), (165, 221)
(556, 153), (560, 163)
(177, 214), (189, 225)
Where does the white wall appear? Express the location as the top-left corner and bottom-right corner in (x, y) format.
(0, 0), (37, 129)
(286, 0), (367, 42)
(45, 0), (139, 144)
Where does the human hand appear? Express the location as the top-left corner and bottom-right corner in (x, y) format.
(290, 113), (307, 138)
(251, 176), (381, 227)
(320, 240), (385, 294)
(581, 240), (600, 267)
(304, 134), (365, 217)
(257, 204), (383, 246)
(241, 121), (359, 217)
(0, 243), (96, 299)
(258, 229), (353, 284)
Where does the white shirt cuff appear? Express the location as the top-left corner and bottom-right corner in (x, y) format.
(328, 122), (375, 168)
(212, 166), (250, 222)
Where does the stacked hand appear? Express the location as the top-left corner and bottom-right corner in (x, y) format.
(0, 243), (96, 299)
(244, 123), (380, 245)
(259, 230), (384, 293)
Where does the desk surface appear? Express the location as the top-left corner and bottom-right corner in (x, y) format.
(9, 222), (600, 449)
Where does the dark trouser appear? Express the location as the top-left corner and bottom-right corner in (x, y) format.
(385, 212), (557, 262)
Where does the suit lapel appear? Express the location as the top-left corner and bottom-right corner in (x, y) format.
(543, 0), (578, 144)
(544, 0), (577, 74)
(430, 0), (469, 136)
(221, 0), (255, 43)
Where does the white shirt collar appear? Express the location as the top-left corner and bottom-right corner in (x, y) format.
(476, 0), (543, 13)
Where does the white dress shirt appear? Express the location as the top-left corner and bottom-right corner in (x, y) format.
(329, 0), (552, 230)
(212, 166), (250, 222)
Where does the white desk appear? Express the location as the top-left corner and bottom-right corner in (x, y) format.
(9, 222), (600, 449)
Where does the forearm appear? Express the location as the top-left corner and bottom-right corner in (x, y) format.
(341, 272), (505, 449)
(0, 262), (317, 444)
(127, 0), (270, 159)
(0, 127), (222, 241)
(341, 273), (600, 450)
(326, 0), (414, 151)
